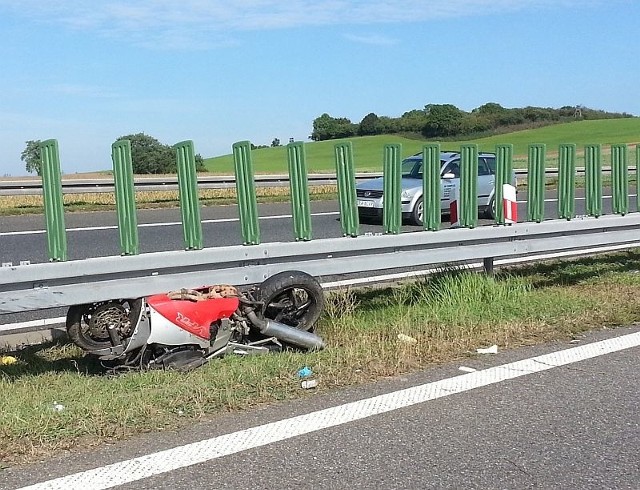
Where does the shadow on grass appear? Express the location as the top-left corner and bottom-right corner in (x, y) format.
(0, 338), (106, 380)
(503, 250), (640, 288)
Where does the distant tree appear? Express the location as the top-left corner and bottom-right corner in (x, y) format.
(398, 109), (428, 133)
(377, 116), (398, 134)
(310, 113), (357, 141)
(271, 138), (281, 147)
(473, 102), (506, 115)
(114, 133), (205, 174)
(21, 140), (42, 175)
(358, 112), (382, 136)
(422, 104), (465, 137)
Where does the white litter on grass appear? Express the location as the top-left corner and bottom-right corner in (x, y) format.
(301, 380), (318, 390)
(52, 402), (65, 412)
(476, 344), (498, 354)
(397, 334), (418, 344)
(458, 366), (477, 373)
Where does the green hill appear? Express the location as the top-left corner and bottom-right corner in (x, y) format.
(203, 118), (640, 173)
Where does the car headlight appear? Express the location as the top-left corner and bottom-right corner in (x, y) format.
(401, 190), (413, 200)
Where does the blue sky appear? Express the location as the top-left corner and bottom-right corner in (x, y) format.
(0, 0), (638, 177)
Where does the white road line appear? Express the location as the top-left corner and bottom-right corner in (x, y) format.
(18, 330), (640, 490)
(0, 316), (66, 332)
(0, 212), (340, 237)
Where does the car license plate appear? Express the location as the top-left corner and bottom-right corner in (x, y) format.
(357, 200), (375, 208)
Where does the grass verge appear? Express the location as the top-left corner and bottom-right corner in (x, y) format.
(2, 251), (640, 466)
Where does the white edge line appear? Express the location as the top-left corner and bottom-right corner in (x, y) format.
(17, 330), (640, 490)
(0, 317), (66, 333)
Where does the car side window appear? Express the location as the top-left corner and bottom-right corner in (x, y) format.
(443, 160), (460, 178)
(477, 158), (492, 176)
(485, 157), (496, 174)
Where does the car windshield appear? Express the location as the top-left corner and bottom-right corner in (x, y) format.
(401, 158), (447, 179)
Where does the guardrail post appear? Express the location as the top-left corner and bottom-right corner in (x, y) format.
(527, 144), (546, 223)
(459, 144), (478, 228)
(382, 144), (402, 234)
(584, 144), (602, 217)
(174, 140), (203, 250)
(494, 144), (513, 224)
(334, 141), (359, 237)
(422, 143), (441, 231)
(111, 140), (139, 255)
(557, 144), (576, 220)
(611, 144), (629, 215)
(232, 141), (260, 245)
(39, 139), (67, 261)
(287, 141), (312, 241)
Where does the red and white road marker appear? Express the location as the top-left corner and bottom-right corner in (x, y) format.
(449, 187), (459, 227)
(502, 184), (517, 224)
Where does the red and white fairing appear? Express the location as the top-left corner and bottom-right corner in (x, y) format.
(145, 293), (240, 347)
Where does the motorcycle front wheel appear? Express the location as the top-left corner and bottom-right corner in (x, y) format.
(66, 299), (143, 352)
(255, 271), (323, 332)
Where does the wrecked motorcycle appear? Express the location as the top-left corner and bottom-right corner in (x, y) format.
(65, 271), (325, 371)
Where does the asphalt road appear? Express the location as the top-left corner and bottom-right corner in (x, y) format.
(0, 192), (626, 264)
(2, 326), (639, 489)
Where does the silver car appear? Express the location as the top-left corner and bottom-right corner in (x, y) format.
(356, 151), (516, 226)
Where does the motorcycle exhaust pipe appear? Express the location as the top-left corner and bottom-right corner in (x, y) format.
(246, 311), (325, 351)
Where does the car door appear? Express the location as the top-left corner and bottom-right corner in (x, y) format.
(477, 157), (494, 207)
(440, 160), (460, 211)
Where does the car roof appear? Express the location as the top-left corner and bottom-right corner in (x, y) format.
(406, 151), (496, 162)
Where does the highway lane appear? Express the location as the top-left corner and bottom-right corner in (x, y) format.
(0, 192), (629, 265)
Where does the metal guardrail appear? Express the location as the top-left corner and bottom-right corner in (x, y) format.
(2, 214), (640, 315)
(0, 173), (373, 195)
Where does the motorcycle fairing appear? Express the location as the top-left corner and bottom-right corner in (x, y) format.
(146, 293), (240, 341)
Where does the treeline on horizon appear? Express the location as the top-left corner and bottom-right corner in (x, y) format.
(309, 103), (634, 142)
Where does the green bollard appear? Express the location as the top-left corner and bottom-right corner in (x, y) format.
(111, 140), (139, 255)
(174, 140), (203, 250)
(611, 144), (629, 215)
(232, 141), (260, 245)
(459, 144), (478, 228)
(557, 144), (576, 220)
(636, 145), (640, 213)
(422, 143), (441, 231)
(527, 144), (546, 223)
(584, 144), (602, 217)
(287, 141), (312, 241)
(494, 144), (514, 225)
(333, 141), (359, 237)
(382, 144), (402, 234)
(39, 139), (67, 261)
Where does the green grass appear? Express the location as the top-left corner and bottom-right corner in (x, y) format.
(204, 118), (640, 173)
(3, 251), (640, 465)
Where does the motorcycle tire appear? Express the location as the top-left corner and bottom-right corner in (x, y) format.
(66, 299), (142, 352)
(255, 271), (323, 332)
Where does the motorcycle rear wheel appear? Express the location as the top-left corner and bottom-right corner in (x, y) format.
(255, 271), (323, 332)
(66, 299), (143, 352)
